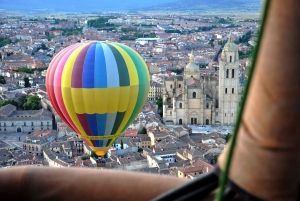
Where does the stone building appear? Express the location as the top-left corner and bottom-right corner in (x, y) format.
(0, 104), (53, 133)
(22, 130), (56, 156)
(148, 80), (163, 101)
(163, 36), (241, 125)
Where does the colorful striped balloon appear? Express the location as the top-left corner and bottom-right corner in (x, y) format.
(46, 41), (150, 156)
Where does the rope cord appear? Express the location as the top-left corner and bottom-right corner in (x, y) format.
(214, 1), (271, 200)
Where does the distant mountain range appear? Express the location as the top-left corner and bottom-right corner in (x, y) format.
(145, 0), (262, 12)
(0, 0), (261, 12)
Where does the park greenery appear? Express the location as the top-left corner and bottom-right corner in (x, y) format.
(120, 32), (156, 40)
(165, 29), (181, 33)
(197, 25), (217, 32)
(0, 37), (11, 47)
(87, 17), (116, 28)
(23, 95), (41, 110)
(50, 27), (83, 36)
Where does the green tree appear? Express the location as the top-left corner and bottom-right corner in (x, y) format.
(120, 139), (124, 149)
(18, 95), (27, 108)
(91, 151), (99, 158)
(156, 97), (163, 117)
(225, 133), (232, 143)
(141, 126), (147, 134)
(81, 155), (90, 160)
(208, 39), (215, 47)
(0, 75), (6, 84)
(24, 77), (30, 88)
(156, 97), (162, 108)
(0, 100), (18, 107)
(23, 95), (41, 110)
(40, 43), (48, 50)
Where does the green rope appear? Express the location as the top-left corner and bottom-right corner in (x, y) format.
(214, 1), (271, 200)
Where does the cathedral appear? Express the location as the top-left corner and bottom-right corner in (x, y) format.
(162, 36), (242, 126)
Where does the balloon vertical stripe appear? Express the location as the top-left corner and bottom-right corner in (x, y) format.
(82, 43), (96, 88)
(94, 43), (107, 88)
(46, 41), (150, 156)
(102, 44), (119, 88)
(71, 44), (91, 88)
(106, 44), (130, 87)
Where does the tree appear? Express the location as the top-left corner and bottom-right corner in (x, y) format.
(90, 151), (99, 158)
(18, 95), (27, 108)
(120, 139), (124, 149)
(156, 97), (163, 117)
(24, 77), (30, 88)
(0, 100), (18, 107)
(23, 95), (41, 110)
(141, 127), (147, 134)
(81, 155), (90, 160)
(0, 75), (6, 84)
(225, 133), (232, 143)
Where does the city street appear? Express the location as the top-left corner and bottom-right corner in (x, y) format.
(0, 132), (28, 148)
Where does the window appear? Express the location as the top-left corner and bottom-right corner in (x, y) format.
(170, 84), (172, 89)
(41, 122), (43, 126)
(225, 88), (227, 94)
(179, 103), (182, 108)
(216, 99), (219, 108)
(226, 69), (229, 78)
(12, 123), (14, 126)
(170, 111), (172, 115)
(32, 122), (34, 126)
(193, 92), (196, 98)
(24, 122), (26, 126)
(230, 56), (232, 62)
(232, 88), (234, 94)
(206, 103), (209, 109)
(225, 113), (226, 117)
(216, 112), (218, 116)
(179, 84), (181, 88)
(232, 113), (233, 116)
(232, 69), (234, 78)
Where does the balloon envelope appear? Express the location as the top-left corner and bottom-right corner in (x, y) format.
(46, 41), (150, 156)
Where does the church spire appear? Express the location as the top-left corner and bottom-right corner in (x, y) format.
(228, 33), (232, 43)
(189, 50), (195, 64)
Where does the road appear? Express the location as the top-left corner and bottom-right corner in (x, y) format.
(0, 132), (28, 149)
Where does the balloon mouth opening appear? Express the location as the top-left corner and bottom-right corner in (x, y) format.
(95, 151), (106, 156)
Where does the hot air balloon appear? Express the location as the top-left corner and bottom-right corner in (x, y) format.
(46, 41), (150, 156)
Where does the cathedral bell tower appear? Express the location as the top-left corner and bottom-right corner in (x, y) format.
(218, 34), (239, 125)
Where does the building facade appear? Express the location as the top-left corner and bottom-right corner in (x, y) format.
(0, 104), (53, 133)
(163, 37), (241, 125)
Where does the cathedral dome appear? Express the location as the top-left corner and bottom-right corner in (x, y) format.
(186, 51), (199, 70)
